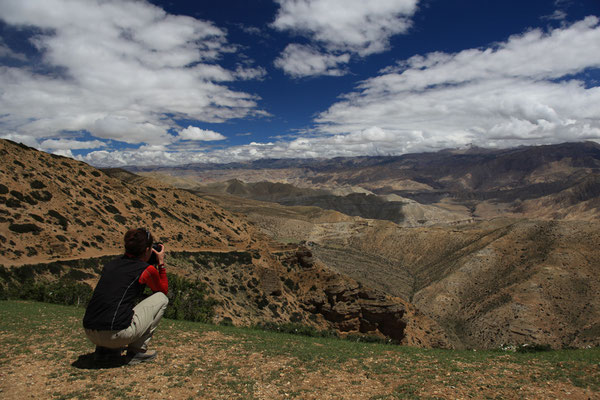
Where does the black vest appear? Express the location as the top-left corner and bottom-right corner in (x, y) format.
(83, 256), (149, 331)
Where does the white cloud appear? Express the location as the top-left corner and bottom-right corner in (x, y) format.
(0, 0), (264, 145)
(39, 139), (106, 150)
(542, 10), (567, 22)
(274, 44), (350, 77)
(178, 126), (227, 141)
(313, 17), (600, 151)
(52, 149), (75, 158)
(272, 0), (418, 55)
(272, 0), (419, 77)
(81, 16), (600, 166)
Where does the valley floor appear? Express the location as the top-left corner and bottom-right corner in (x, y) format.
(1, 301), (598, 399)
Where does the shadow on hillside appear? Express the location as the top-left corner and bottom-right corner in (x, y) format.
(71, 353), (130, 369)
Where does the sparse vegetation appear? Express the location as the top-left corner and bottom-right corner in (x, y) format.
(1, 301), (599, 399)
(104, 204), (120, 214)
(130, 199), (144, 208)
(5, 198), (21, 208)
(113, 214), (127, 224)
(8, 223), (42, 234)
(47, 209), (69, 230)
(30, 180), (46, 189)
(161, 273), (218, 323)
(31, 190), (52, 202)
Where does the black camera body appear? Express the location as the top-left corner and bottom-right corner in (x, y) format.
(148, 243), (162, 266)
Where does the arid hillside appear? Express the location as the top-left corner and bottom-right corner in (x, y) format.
(192, 191), (600, 350)
(191, 179), (471, 226)
(0, 139), (257, 264)
(0, 139), (449, 348)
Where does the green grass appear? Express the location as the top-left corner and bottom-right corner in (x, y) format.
(0, 300), (599, 399)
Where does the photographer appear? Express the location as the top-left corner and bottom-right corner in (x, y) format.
(83, 228), (169, 364)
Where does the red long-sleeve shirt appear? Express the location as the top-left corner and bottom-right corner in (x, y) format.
(139, 265), (168, 294)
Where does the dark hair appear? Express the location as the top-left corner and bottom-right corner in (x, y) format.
(124, 228), (153, 257)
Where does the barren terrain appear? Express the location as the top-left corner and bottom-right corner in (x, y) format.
(1, 301), (598, 400)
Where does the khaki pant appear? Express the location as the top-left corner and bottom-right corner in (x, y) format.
(85, 292), (169, 352)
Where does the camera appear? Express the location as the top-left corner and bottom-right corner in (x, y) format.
(148, 243), (163, 266)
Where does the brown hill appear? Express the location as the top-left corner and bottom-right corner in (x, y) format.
(191, 179), (472, 227)
(0, 139), (450, 348)
(0, 140), (255, 265)
(191, 192), (600, 349)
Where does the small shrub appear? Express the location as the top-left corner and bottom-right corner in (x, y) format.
(290, 312), (302, 323)
(31, 190), (52, 202)
(284, 278), (295, 291)
(23, 195), (37, 205)
(6, 198), (21, 208)
(268, 303), (280, 316)
(91, 170), (101, 177)
(113, 214), (127, 225)
(257, 296), (269, 309)
(516, 344), (552, 353)
(47, 210), (68, 230)
(0, 183), (8, 194)
(30, 180), (46, 189)
(131, 200), (144, 209)
(10, 190), (24, 201)
(105, 204), (120, 214)
(9, 223), (41, 234)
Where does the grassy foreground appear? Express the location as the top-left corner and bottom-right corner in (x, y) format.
(0, 301), (598, 399)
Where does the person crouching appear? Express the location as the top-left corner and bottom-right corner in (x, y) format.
(83, 228), (169, 364)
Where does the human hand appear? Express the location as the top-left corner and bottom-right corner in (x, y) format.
(152, 243), (165, 267)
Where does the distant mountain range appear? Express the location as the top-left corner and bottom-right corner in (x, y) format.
(132, 141), (600, 223)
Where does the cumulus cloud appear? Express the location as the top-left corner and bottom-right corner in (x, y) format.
(314, 17), (600, 152)
(178, 126), (227, 141)
(0, 0), (263, 145)
(272, 0), (418, 55)
(274, 44), (350, 77)
(82, 16), (600, 166)
(39, 139), (107, 150)
(272, 0), (419, 77)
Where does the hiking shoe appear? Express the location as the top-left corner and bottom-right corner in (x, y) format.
(126, 349), (157, 365)
(93, 346), (123, 363)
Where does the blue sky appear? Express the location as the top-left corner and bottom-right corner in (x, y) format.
(0, 0), (599, 166)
